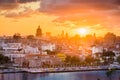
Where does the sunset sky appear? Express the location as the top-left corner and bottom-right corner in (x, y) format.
(0, 0), (120, 36)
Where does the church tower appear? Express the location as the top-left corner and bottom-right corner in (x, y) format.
(36, 25), (42, 37)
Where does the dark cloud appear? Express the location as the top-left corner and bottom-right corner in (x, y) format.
(115, 0), (120, 4)
(70, 0), (114, 3)
(0, 0), (38, 10)
(0, 0), (40, 18)
(0, 3), (18, 10)
(0, 0), (19, 10)
(19, 0), (37, 3)
(0, 0), (16, 3)
(43, 0), (120, 31)
(0, 0), (37, 3)
(40, 0), (120, 13)
(40, 0), (120, 24)
(0, 0), (120, 20)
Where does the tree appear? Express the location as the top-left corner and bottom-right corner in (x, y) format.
(71, 56), (81, 64)
(102, 51), (115, 57)
(65, 55), (71, 63)
(102, 51), (115, 64)
(116, 36), (120, 43)
(0, 54), (10, 64)
(45, 50), (58, 55)
(27, 35), (34, 40)
(13, 33), (21, 40)
(65, 55), (81, 65)
(85, 55), (95, 65)
(117, 56), (120, 64)
(104, 32), (116, 45)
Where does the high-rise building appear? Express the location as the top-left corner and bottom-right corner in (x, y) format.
(36, 25), (42, 37)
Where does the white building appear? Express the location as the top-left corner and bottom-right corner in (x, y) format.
(112, 50), (120, 57)
(92, 46), (103, 54)
(24, 46), (40, 54)
(91, 46), (104, 58)
(2, 43), (22, 53)
(4, 53), (25, 63)
(41, 43), (56, 51)
(0, 39), (4, 47)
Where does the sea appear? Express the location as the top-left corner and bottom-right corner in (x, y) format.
(0, 70), (120, 80)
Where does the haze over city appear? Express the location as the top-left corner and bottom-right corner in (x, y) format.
(0, 0), (120, 36)
(1, 1), (120, 80)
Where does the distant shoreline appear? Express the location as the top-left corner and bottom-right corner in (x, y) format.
(0, 68), (120, 74)
(27, 69), (120, 74)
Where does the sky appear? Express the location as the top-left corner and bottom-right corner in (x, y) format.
(0, 0), (120, 36)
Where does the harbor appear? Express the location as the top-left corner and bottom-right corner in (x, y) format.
(0, 65), (120, 73)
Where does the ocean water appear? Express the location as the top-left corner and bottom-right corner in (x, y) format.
(0, 70), (120, 80)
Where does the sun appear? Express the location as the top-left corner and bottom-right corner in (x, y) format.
(78, 28), (88, 36)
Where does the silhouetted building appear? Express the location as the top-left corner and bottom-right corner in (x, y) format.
(61, 30), (65, 37)
(65, 32), (68, 38)
(93, 33), (96, 45)
(46, 32), (51, 37)
(36, 26), (42, 37)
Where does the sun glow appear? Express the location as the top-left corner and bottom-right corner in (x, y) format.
(78, 28), (88, 36)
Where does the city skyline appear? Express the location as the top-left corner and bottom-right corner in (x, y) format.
(0, 0), (120, 36)
(1, 1), (120, 80)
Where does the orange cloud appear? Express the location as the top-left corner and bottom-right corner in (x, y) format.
(0, 0), (120, 36)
